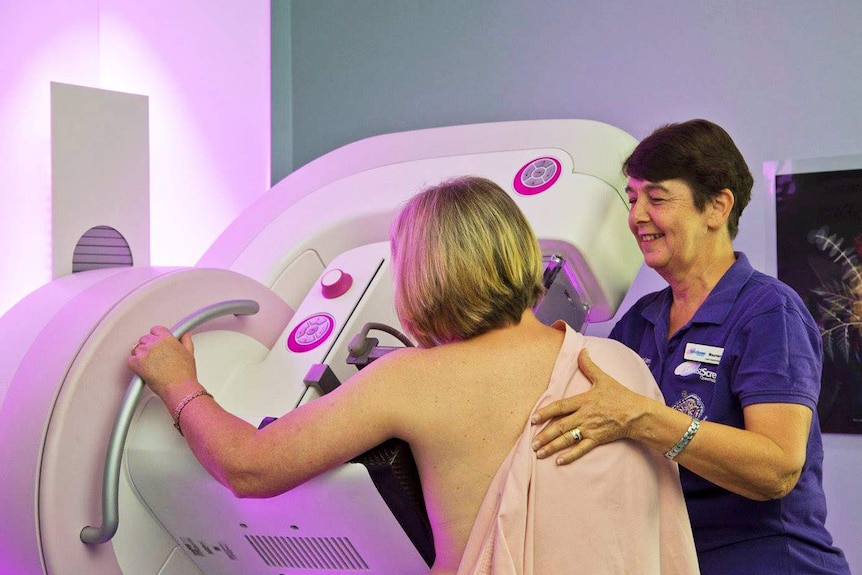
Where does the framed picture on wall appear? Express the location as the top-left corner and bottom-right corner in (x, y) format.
(775, 159), (862, 434)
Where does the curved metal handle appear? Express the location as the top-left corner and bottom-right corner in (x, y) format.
(81, 298), (260, 544)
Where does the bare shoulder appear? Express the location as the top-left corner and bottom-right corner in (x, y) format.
(353, 320), (564, 404)
(347, 345), (439, 395)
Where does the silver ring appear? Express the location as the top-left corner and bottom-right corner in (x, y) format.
(569, 427), (582, 442)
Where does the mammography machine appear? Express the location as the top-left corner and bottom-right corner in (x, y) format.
(0, 120), (641, 575)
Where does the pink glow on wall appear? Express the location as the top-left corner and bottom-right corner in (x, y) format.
(0, 0), (270, 318)
(98, 0), (271, 267)
(0, 2), (99, 317)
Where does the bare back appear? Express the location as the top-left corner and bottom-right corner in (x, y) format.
(386, 312), (565, 574)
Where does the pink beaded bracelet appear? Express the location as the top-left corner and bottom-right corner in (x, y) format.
(172, 389), (212, 436)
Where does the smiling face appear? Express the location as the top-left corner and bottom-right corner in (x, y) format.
(622, 120), (754, 241)
(626, 177), (720, 280)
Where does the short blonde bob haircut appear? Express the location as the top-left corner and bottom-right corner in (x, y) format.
(389, 176), (545, 348)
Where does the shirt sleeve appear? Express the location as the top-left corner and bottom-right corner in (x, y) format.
(730, 298), (822, 410)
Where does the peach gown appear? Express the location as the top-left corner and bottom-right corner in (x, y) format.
(456, 323), (700, 575)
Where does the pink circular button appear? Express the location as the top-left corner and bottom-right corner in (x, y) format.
(320, 268), (353, 299)
(287, 313), (335, 353)
(513, 157), (562, 196)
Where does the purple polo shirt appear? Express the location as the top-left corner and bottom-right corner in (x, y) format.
(610, 253), (849, 575)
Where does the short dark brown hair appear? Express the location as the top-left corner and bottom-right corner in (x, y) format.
(623, 119), (753, 239)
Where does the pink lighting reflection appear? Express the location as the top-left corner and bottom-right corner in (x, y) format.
(0, 3), (99, 318)
(0, 0), (269, 319)
(98, 1), (271, 268)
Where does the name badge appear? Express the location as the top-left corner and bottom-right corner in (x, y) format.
(684, 343), (724, 365)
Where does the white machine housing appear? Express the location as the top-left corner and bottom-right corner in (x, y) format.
(0, 120), (640, 575)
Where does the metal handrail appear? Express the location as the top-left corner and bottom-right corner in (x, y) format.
(80, 299), (260, 544)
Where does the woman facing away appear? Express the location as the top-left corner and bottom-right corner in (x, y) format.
(129, 176), (699, 574)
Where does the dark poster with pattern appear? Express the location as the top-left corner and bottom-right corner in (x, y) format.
(776, 168), (862, 434)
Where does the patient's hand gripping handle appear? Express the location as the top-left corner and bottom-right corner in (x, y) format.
(80, 299), (260, 545)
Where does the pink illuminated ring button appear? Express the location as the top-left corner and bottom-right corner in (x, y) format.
(287, 313), (335, 353)
(513, 157), (562, 196)
(320, 268), (353, 299)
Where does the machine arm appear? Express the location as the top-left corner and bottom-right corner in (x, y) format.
(80, 298), (261, 544)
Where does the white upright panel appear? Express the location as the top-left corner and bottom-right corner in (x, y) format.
(51, 82), (150, 277)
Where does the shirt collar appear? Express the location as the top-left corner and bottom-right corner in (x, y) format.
(641, 252), (754, 327)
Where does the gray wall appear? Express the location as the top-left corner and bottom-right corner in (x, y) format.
(273, 0), (862, 569)
(272, 0), (293, 185)
(277, 0), (862, 274)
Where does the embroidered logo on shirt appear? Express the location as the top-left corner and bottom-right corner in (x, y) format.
(674, 361), (701, 377)
(683, 343), (724, 365)
(671, 393), (706, 419)
(674, 361), (717, 383)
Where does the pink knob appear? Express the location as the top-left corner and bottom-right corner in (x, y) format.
(320, 268), (353, 299)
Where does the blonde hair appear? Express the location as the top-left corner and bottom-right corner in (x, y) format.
(389, 176), (545, 348)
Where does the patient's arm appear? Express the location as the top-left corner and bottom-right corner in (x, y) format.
(129, 325), (418, 498)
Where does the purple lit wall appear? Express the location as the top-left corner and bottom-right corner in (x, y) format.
(0, 0), (270, 318)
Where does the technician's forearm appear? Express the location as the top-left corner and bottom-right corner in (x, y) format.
(632, 405), (802, 501)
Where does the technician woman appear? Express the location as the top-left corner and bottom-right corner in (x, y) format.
(531, 120), (850, 574)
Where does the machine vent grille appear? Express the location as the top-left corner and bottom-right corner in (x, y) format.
(72, 225), (133, 273)
(245, 535), (369, 571)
